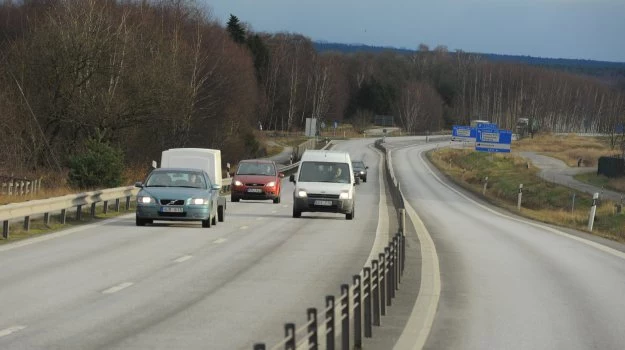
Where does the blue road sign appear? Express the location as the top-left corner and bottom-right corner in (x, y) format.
(476, 123), (498, 130)
(452, 125), (476, 141)
(616, 124), (624, 133)
(476, 129), (512, 153)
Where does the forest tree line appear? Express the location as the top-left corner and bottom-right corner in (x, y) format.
(0, 0), (623, 179)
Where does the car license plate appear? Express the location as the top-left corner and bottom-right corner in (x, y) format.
(161, 207), (184, 213)
(314, 200), (333, 206)
(247, 188), (263, 193)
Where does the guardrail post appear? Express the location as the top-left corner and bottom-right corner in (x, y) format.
(125, 196), (131, 210)
(307, 308), (318, 350)
(371, 260), (380, 326)
(395, 234), (401, 286)
(44, 213), (50, 225)
(378, 253), (386, 316)
(340, 284), (349, 350)
(588, 192), (599, 231)
(385, 247), (393, 304)
(325, 295), (335, 350)
(353, 275), (362, 348)
(103, 200), (109, 215)
(90, 203), (97, 217)
(363, 267), (372, 337)
(253, 344), (266, 350)
(2, 221), (8, 239)
(285, 323), (295, 350)
(8, 181), (13, 196)
(60, 209), (67, 224)
(76, 205), (82, 220)
(115, 198), (121, 212)
(401, 230), (406, 274)
(24, 216), (30, 231)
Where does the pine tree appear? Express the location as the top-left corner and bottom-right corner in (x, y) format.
(226, 14), (246, 44)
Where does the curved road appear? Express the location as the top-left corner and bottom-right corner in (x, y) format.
(389, 141), (625, 349)
(0, 139), (385, 350)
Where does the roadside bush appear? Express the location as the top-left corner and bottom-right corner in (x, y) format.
(68, 140), (124, 189)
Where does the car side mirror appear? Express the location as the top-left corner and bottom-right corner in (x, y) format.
(365, 166), (369, 169)
(211, 184), (221, 191)
(289, 174), (295, 183)
(134, 182), (144, 188)
(279, 172), (285, 178)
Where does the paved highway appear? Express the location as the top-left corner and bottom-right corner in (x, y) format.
(389, 140), (625, 349)
(0, 139), (386, 350)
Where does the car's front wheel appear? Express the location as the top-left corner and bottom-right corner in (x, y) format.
(273, 196), (281, 204)
(346, 206), (354, 220)
(231, 196), (240, 203)
(217, 205), (225, 222)
(292, 207), (301, 218)
(136, 217), (149, 226)
(202, 217), (211, 228)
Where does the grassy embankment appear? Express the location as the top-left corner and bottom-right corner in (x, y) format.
(428, 134), (624, 242)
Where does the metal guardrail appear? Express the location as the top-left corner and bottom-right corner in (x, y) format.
(253, 138), (407, 350)
(1, 140), (336, 240)
(1, 186), (138, 239)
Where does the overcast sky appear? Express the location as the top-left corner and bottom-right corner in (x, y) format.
(202, 0), (625, 62)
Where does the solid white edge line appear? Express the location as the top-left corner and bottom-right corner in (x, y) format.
(313, 143), (388, 350)
(393, 147), (441, 350)
(212, 238), (227, 244)
(418, 144), (625, 261)
(0, 326), (26, 338)
(0, 214), (136, 253)
(102, 282), (134, 294)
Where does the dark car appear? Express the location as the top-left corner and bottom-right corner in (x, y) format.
(231, 159), (284, 203)
(352, 160), (368, 182)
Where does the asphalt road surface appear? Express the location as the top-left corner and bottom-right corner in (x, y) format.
(388, 140), (625, 349)
(0, 139), (385, 350)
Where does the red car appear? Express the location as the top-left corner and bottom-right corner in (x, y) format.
(231, 159), (284, 203)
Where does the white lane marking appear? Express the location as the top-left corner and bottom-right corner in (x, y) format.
(212, 238), (227, 244)
(271, 210), (277, 213)
(102, 282), (134, 294)
(240, 226), (249, 230)
(0, 326), (26, 338)
(256, 217), (263, 221)
(174, 255), (193, 263)
(417, 145), (625, 261)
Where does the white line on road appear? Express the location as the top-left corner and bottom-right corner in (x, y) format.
(0, 326), (26, 338)
(256, 217), (263, 221)
(212, 238), (227, 244)
(174, 255), (193, 263)
(240, 226), (249, 230)
(271, 210), (277, 213)
(102, 282), (134, 294)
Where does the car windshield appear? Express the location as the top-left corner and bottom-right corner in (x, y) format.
(352, 161), (365, 170)
(145, 170), (207, 189)
(237, 162), (275, 176)
(298, 161), (350, 183)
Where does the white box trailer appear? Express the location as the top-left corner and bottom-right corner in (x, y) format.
(160, 148), (227, 215)
(160, 148), (223, 187)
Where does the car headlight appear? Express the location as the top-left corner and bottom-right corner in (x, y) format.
(297, 190), (307, 197)
(265, 181), (276, 187)
(233, 180), (243, 186)
(360, 171), (365, 174)
(191, 198), (208, 205)
(339, 192), (350, 199)
(137, 196), (154, 204)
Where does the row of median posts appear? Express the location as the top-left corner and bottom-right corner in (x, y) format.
(253, 228), (406, 350)
(253, 139), (407, 350)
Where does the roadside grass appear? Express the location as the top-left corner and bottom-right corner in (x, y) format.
(428, 148), (625, 242)
(515, 133), (617, 167)
(0, 202), (136, 245)
(574, 172), (625, 193)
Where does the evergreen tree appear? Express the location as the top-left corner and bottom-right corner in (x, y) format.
(226, 14), (246, 44)
(246, 34), (269, 79)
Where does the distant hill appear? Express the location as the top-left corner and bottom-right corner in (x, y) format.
(314, 42), (625, 85)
